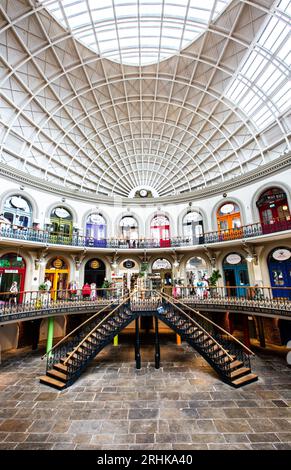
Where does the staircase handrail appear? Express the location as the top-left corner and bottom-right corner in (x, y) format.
(41, 298), (120, 359)
(157, 291), (233, 360)
(161, 290), (255, 356)
(63, 295), (131, 365)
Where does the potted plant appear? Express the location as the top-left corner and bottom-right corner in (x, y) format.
(208, 270), (222, 298)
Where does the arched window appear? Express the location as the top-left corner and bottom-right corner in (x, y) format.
(3, 195), (32, 228)
(150, 215), (171, 247)
(49, 207), (73, 238)
(86, 213), (107, 247)
(216, 202), (242, 240)
(120, 216), (138, 241)
(257, 187), (291, 234)
(183, 211), (204, 243)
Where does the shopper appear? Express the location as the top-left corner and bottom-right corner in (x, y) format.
(82, 282), (91, 299)
(9, 281), (18, 306)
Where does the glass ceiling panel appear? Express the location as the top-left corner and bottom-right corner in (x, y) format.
(39, 0), (231, 65)
(225, 0), (291, 131)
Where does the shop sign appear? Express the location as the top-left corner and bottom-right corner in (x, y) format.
(123, 260), (135, 269)
(5, 269), (18, 273)
(53, 258), (63, 269)
(90, 260), (100, 269)
(225, 254), (242, 265)
(272, 249), (291, 261)
(220, 203), (235, 214)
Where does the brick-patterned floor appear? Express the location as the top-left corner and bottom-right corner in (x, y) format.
(0, 340), (290, 450)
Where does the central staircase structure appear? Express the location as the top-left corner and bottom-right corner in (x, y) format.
(40, 292), (258, 389)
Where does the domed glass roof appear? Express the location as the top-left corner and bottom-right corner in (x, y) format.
(39, 0), (232, 66)
(0, 0), (290, 198)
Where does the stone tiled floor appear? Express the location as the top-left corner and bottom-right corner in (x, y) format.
(0, 340), (290, 450)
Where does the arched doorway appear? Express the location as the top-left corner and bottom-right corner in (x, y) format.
(217, 202), (242, 240)
(268, 248), (291, 299)
(256, 187), (291, 234)
(120, 216), (138, 246)
(48, 207), (73, 242)
(3, 195), (32, 228)
(84, 258), (106, 288)
(186, 256), (208, 285)
(223, 253), (249, 297)
(0, 253), (26, 303)
(85, 213), (107, 247)
(150, 215), (171, 247)
(183, 211), (204, 244)
(45, 257), (69, 300)
(151, 258), (172, 291)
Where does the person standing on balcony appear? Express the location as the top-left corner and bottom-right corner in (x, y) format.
(9, 281), (18, 306)
(82, 283), (91, 300)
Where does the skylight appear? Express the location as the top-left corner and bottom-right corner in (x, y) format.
(39, 0), (231, 66)
(226, 0), (291, 130)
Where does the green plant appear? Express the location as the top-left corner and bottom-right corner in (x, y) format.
(208, 270), (222, 287)
(38, 283), (48, 291)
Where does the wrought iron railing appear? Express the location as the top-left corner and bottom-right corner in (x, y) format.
(1, 216), (291, 249)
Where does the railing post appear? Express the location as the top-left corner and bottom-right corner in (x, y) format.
(46, 317), (54, 356)
(135, 316), (141, 369)
(154, 316), (160, 369)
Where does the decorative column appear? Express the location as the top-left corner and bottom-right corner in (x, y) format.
(154, 316), (160, 369)
(176, 334), (181, 345)
(113, 335), (118, 346)
(46, 317), (54, 355)
(135, 317), (141, 369)
(256, 317), (266, 348)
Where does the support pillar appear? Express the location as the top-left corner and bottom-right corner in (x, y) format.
(176, 334), (181, 345)
(31, 319), (41, 351)
(257, 317), (266, 348)
(135, 317), (141, 369)
(154, 316), (160, 369)
(113, 335), (118, 346)
(243, 315), (251, 351)
(46, 317), (54, 356)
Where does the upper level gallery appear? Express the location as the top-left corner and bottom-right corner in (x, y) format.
(1, 157), (291, 252)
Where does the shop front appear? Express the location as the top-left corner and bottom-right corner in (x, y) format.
(0, 253), (26, 303)
(45, 257), (69, 300)
(257, 187), (291, 234)
(217, 203), (242, 240)
(84, 258), (106, 288)
(268, 247), (291, 299)
(223, 253), (249, 297)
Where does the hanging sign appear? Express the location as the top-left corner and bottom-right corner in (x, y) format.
(225, 254), (242, 265)
(123, 260), (135, 269)
(220, 203), (235, 214)
(272, 249), (291, 261)
(90, 260), (100, 269)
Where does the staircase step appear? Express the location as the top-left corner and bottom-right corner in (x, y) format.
(229, 360), (243, 370)
(47, 369), (67, 381)
(231, 373), (258, 388)
(40, 375), (66, 390)
(53, 363), (68, 373)
(229, 367), (251, 379)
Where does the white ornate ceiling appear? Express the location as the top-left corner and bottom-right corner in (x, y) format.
(0, 0), (290, 198)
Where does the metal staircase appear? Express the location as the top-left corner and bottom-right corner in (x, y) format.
(40, 297), (136, 389)
(40, 291), (258, 389)
(157, 293), (258, 388)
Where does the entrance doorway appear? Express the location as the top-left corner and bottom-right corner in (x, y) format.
(257, 187), (291, 234)
(84, 258), (106, 288)
(150, 215), (171, 247)
(45, 257), (69, 300)
(0, 253), (26, 303)
(223, 253), (249, 297)
(268, 248), (291, 299)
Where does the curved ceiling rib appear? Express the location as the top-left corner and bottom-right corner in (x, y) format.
(0, 0), (290, 198)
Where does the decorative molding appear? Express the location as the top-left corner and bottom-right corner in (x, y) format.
(0, 153), (290, 207)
